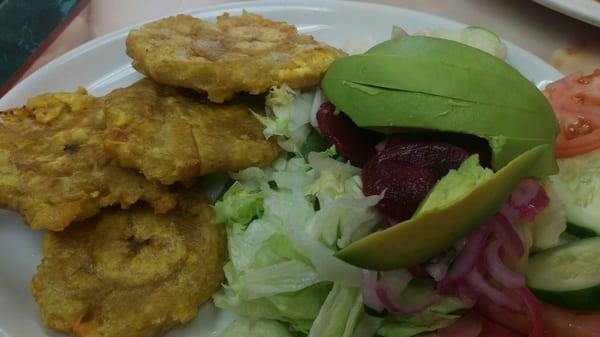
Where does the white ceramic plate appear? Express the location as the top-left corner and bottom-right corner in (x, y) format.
(0, 1), (562, 336)
(532, 0), (600, 27)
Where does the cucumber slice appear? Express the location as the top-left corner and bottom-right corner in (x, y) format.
(566, 222), (598, 239)
(527, 237), (600, 311)
(551, 149), (600, 237)
(461, 26), (507, 59)
(415, 26), (507, 59)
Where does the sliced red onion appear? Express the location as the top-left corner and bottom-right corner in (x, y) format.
(362, 270), (384, 313)
(514, 287), (544, 337)
(517, 189), (549, 222)
(485, 240), (526, 289)
(438, 228), (491, 292)
(488, 214), (524, 258)
(381, 269), (413, 299)
(375, 280), (437, 315)
(372, 269), (436, 315)
(375, 281), (404, 314)
(474, 296), (531, 336)
(509, 179), (540, 207)
(499, 202), (520, 225)
(438, 312), (483, 337)
(457, 285), (477, 308)
(466, 270), (524, 313)
(508, 179), (550, 221)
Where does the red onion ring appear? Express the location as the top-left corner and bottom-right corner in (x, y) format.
(488, 214), (524, 258)
(457, 285), (477, 308)
(485, 240), (526, 289)
(362, 270), (384, 313)
(508, 179), (550, 221)
(372, 270), (437, 315)
(510, 179), (540, 207)
(438, 228), (491, 293)
(466, 270), (524, 313)
(381, 269), (413, 298)
(514, 287), (544, 337)
(500, 202), (521, 224)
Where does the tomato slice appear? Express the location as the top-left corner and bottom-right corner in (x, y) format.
(545, 69), (600, 158)
(476, 297), (600, 337)
(477, 313), (525, 337)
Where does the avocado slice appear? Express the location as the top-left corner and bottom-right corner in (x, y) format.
(335, 145), (546, 270)
(321, 36), (558, 177)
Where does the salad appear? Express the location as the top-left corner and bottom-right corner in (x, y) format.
(211, 26), (600, 337)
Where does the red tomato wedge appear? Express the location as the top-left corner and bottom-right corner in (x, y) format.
(478, 313), (525, 337)
(476, 297), (600, 337)
(545, 69), (600, 158)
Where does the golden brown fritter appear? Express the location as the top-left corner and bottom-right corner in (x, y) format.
(0, 89), (176, 231)
(102, 79), (280, 184)
(126, 12), (345, 102)
(30, 190), (227, 337)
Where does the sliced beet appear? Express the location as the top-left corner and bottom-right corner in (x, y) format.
(316, 102), (381, 166)
(376, 142), (469, 177)
(362, 161), (438, 222)
(362, 140), (471, 222)
(386, 132), (492, 168)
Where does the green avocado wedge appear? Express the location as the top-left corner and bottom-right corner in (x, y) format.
(335, 145), (546, 271)
(321, 36), (558, 177)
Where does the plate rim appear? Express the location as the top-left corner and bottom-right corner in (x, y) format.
(1, 0), (563, 107)
(532, 0), (600, 27)
(0, 1), (564, 336)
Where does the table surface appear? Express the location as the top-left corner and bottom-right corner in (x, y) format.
(10, 0), (600, 89)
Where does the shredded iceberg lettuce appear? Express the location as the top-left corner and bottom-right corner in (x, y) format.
(376, 295), (465, 337)
(253, 85), (325, 154)
(214, 145), (383, 335)
(308, 283), (363, 337)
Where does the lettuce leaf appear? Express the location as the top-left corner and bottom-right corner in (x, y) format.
(213, 147), (383, 333)
(214, 283), (331, 333)
(308, 283), (363, 337)
(219, 318), (298, 337)
(254, 85), (317, 154)
(377, 296), (464, 337)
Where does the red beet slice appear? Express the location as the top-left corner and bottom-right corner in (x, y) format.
(376, 142), (470, 177)
(316, 102), (381, 165)
(387, 132), (492, 168)
(362, 141), (470, 222)
(362, 160), (438, 222)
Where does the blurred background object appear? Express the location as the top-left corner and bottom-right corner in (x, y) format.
(0, 0), (89, 95)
